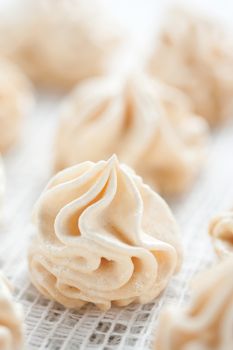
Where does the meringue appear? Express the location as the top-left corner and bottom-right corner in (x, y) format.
(28, 155), (182, 311)
(0, 0), (121, 89)
(155, 257), (233, 350)
(209, 210), (233, 258)
(0, 157), (5, 217)
(54, 73), (209, 195)
(0, 272), (24, 350)
(0, 59), (33, 153)
(149, 7), (233, 125)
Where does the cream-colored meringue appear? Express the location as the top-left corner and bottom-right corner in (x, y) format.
(0, 58), (33, 153)
(155, 257), (233, 350)
(28, 155), (182, 310)
(209, 210), (233, 258)
(54, 73), (209, 195)
(0, 272), (24, 350)
(149, 7), (233, 126)
(0, 0), (121, 89)
(0, 157), (5, 217)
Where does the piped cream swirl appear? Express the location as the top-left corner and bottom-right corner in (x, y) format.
(29, 156), (182, 310)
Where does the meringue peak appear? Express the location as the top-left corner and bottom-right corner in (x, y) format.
(106, 154), (119, 169)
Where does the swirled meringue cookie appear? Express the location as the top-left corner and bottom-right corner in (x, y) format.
(28, 155), (182, 310)
(209, 210), (233, 258)
(155, 257), (233, 350)
(149, 7), (233, 126)
(54, 73), (209, 195)
(0, 0), (121, 89)
(0, 59), (33, 153)
(0, 272), (24, 350)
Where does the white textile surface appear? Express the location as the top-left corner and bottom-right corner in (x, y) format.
(1, 93), (233, 350)
(0, 1), (233, 349)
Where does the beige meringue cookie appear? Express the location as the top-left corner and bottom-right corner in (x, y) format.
(0, 157), (5, 216)
(0, 272), (24, 350)
(54, 73), (209, 195)
(28, 155), (182, 311)
(0, 0), (121, 89)
(149, 7), (233, 126)
(155, 257), (233, 350)
(0, 58), (33, 153)
(209, 210), (233, 258)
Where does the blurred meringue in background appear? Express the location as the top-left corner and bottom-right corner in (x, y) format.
(54, 72), (209, 196)
(0, 58), (33, 153)
(148, 6), (233, 126)
(209, 209), (233, 258)
(0, 0), (124, 90)
(155, 257), (233, 350)
(0, 156), (4, 219)
(0, 272), (24, 350)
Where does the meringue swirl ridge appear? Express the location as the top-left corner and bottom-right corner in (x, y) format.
(209, 210), (233, 258)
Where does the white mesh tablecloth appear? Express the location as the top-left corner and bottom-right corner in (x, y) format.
(1, 91), (233, 350)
